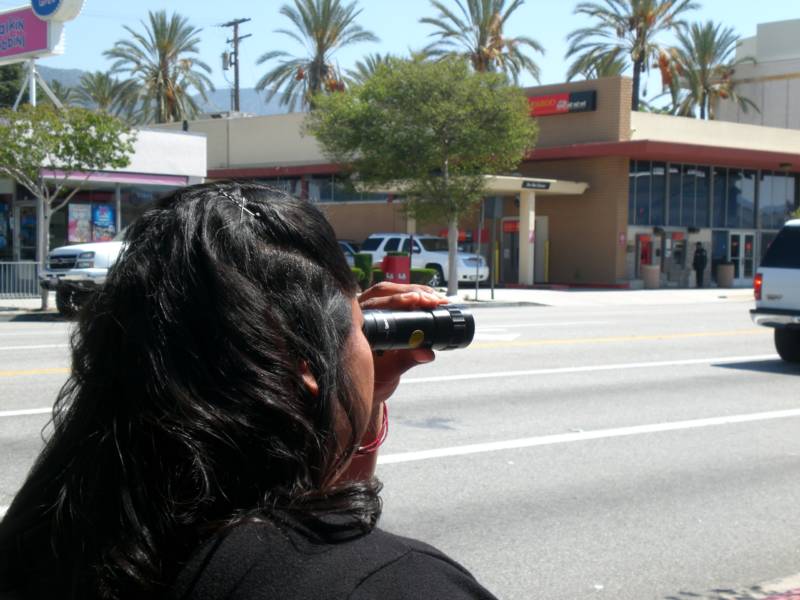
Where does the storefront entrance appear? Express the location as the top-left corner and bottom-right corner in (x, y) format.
(500, 218), (519, 284)
(729, 231), (756, 285)
(13, 202), (37, 261)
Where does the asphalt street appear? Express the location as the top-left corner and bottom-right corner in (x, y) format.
(2, 295), (800, 599)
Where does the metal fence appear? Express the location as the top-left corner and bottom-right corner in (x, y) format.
(0, 262), (40, 298)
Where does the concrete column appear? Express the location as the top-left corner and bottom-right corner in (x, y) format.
(518, 190), (536, 285)
(405, 216), (416, 235)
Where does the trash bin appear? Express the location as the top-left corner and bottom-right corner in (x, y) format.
(716, 262), (734, 288)
(382, 254), (410, 283)
(641, 264), (661, 289)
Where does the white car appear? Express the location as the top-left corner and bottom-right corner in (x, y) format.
(39, 239), (124, 316)
(750, 219), (800, 363)
(360, 233), (489, 287)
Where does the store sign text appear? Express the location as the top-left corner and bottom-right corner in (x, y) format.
(528, 90), (597, 117)
(0, 8), (48, 59)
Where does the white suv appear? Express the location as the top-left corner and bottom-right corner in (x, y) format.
(360, 233), (489, 286)
(750, 219), (800, 363)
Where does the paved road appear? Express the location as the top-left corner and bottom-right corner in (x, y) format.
(2, 295), (799, 599)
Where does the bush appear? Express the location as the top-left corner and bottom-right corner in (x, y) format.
(411, 268), (437, 285)
(386, 251), (409, 257)
(372, 268), (385, 284)
(350, 267), (365, 286)
(354, 253), (373, 290)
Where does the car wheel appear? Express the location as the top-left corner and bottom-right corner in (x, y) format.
(428, 265), (445, 288)
(774, 328), (800, 363)
(55, 287), (83, 318)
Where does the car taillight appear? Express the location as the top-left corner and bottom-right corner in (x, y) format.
(754, 273), (763, 301)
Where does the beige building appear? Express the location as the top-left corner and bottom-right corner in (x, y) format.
(159, 76), (800, 288)
(715, 19), (800, 129)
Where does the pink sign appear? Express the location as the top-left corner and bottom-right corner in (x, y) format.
(0, 8), (50, 61)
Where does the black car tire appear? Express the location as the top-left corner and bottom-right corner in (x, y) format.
(774, 328), (800, 363)
(55, 287), (84, 318)
(427, 265), (445, 288)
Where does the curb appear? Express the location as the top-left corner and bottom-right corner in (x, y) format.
(0, 311), (64, 323)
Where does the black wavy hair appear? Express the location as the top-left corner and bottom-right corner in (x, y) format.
(0, 182), (380, 599)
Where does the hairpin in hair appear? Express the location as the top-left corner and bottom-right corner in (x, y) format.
(216, 186), (260, 222)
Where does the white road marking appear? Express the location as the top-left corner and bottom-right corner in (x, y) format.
(379, 407), (800, 465)
(0, 408), (51, 418)
(477, 321), (612, 330)
(0, 344), (69, 351)
(0, 506), (7, 518)
(400, 354), (779, 385)
(473, 332), (521, 342)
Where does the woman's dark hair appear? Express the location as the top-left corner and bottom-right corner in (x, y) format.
(0, 182), (379, 599)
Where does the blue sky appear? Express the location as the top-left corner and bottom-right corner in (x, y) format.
(2, 0), (798, 99)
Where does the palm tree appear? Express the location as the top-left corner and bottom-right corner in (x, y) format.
(73, 71), (140, 121)
(256, 0), (378, 112)
(420, 0), (544, 82)
(667, 21), (757, 119)
(345, 53), (394, 86)
(104, 10), (213, 124)
(566, 46), (628, 80)
(566, 0), (698, 110)
(42, 80), (75, 108)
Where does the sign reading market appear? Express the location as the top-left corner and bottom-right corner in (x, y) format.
(528, 90), (597, 117)
(0, 0), (83, 66)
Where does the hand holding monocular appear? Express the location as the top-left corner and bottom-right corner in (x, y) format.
(362, 305), (475, 351)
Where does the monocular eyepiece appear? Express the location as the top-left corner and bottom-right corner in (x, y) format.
(362, 305), (475, 351)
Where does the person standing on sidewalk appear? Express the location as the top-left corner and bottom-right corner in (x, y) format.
(692, 242), (708, 288)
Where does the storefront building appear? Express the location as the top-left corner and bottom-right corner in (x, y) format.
(0, 129), (206, 265)
(159, 76), (800, 288)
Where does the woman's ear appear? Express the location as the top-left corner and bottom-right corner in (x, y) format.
(299, 360), (319, 397)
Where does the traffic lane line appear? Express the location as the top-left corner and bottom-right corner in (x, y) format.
(378, 407), (800, 465)
(0, 367), (69, 378)
(468, 328), (770, 350)
(0, 407), (52, 418)
(400, 354), (780, 385)
(0, 344), (69, 351)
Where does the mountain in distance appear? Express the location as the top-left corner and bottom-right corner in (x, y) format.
(36, 65), (294, 117)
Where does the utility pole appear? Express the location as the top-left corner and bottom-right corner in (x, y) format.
(220, 18), (252, 113)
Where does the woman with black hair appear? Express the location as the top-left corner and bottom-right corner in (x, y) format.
(0, 182), (497, 599)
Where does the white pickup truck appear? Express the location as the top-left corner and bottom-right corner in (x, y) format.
(360, 233), (489, 287)
(39, 239), (124, 316)
(750, 219), (800, 363)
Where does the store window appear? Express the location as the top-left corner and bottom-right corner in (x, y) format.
(759, 172), (796, 230)
(0, 194), (12, 260)
(627, 161), (665, 226)
(712, 167), (727, 228)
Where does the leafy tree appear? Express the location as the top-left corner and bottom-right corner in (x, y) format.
(566, 0), (698, 110)
(566, 46), (627, 80)
(0, 64), (25, 108)
(421, 0), (543, 82)
(104, 10), (213, 124)
(74, 71), (140, 121)
(256, 0), (378, 111)
(39, 80), (75, 108)
(307, 57), (537, 296)
(665, 21), (757, 119)
(0, 105), (136, 307)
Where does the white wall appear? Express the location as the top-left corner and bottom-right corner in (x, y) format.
(125, 129), (207, 178)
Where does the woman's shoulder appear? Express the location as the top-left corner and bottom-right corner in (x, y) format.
(174, 519), (497, 600)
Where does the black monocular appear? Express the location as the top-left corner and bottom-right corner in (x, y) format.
(362, 305), (475, 351)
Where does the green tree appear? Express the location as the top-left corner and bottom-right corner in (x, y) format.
(307, 57), (538, 296)
(256, 0), (378, 111)
(566, 0), (698, 110)
(421, 0), (544, 82)
(104, 10), (213, 124)
(39, 80), (75, 108)
(667, 21), (757, 119)
(0, 105), (136, 308)
(0, 64), (25, 108)
(345, 52), (394, 86)
(74, 71), (140, 121)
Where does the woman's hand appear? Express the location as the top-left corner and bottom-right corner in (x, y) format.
(359, 282), (449, 403)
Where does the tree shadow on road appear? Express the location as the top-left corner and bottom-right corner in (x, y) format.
(665, 584), (797, 599)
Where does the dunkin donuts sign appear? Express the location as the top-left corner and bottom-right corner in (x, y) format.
(528, 90), (597, 117)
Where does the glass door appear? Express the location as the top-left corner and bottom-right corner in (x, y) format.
(728, 231), (756, 285)
(13, 203), (38, 261)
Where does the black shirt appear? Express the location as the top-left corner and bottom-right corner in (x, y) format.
(173, 520), (498, 600)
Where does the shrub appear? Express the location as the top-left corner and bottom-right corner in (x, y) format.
(354, 253), (373, 289)
(410, 268), (437, 285)
(350, 267), (365, 286)
(372, 268), (385, 284)
(386, 251), (409, 257)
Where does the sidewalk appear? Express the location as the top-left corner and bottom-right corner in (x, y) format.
(1, 287), (755, 319)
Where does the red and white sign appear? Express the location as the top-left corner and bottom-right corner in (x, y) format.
(502, 220), (519, 234)
(528, 90), (597, 117)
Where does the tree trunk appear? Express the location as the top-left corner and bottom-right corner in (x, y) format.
(631, 58), (643, 111)
(447, 215), (459, 298)
(700, 91), (706, 120)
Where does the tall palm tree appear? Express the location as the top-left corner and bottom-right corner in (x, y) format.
(345, 53), (394, 86)
(420, 0), (544, 82)
(566, 0), (698, 110)
(256, 0), (378, 112)
(566, 46), (628, 80)
(104, 11), (213, 124)
(667, 21), (757, 119)
(73, 71), (140, 121)
(41, 80), (75, 108)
